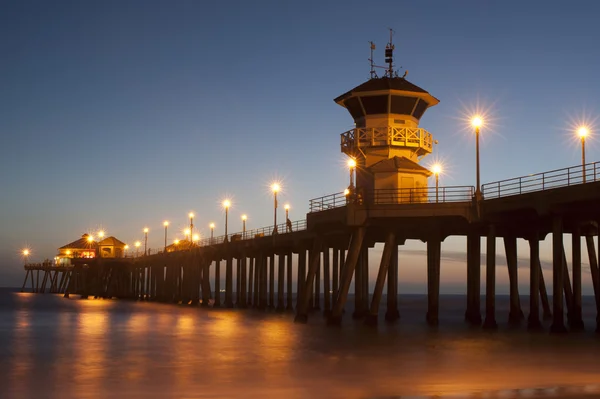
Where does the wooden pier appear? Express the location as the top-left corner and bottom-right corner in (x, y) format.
(22, 162), (600, 333)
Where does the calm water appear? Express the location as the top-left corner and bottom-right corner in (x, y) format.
(1, 288), (600, 399)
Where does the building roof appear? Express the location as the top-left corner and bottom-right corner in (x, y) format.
(58, 234), (98, 250)
(370, 156), (433, 176)
(334, 77), (436, 103)
(98, 236), (126, 247)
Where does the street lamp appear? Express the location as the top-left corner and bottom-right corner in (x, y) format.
(578, 126), (589, 182)
(241, 214), (247, 239)
(124, 244), (129, 257)
(272, 183), (280, 234)
(223, 199), (231, 242)
(134, 241), (141, 257)
(210, 223), (215, 244)
(22, 249), (30, 263)
(188, 212), (194, 242)
(97, 230), (105, 239)
(472, 116), (483, 200)
(347, 158), (356, 188)
(143, 228), (149, 255)
(192, 234), (199, 245)
(432, 164), (442, 203)
(163, 221), (169, 252)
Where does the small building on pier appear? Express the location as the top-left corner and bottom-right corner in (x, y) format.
(55, 233), (126, 265)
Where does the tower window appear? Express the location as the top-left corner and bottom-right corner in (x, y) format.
(360, 95), (388, 114)
(391, 95), (417, 115)
(412, 99), (429, 120)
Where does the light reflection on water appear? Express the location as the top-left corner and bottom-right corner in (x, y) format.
(1, 290), (600, 398)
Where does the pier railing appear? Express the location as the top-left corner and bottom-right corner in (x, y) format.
(309, 186), (475, 212)
(482, 161), (600, 199)
(141, 219), (308, 256)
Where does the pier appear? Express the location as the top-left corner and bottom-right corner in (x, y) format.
(20, 40), (600, 333)
(21, 161), (600, 332)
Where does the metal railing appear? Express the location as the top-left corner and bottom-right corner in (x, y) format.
(341, 126), (433, 153)
(482, 161), (600, 199)
(134, 220), (309, 256)
(309, 186), (474, 212)
(309, 192), (347, 212)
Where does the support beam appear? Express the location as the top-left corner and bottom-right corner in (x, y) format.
(248, 257), (254, 306)
(527, 233), (542, 330)
(561, 246), (575, 327)
(483, 224), (498, 329)
(466, 231), (482, 325)
(286, 251), (293, 311)
(225, 256), (233, 308)
(570, 226), (584, 330)
(504, 235), (524, 324)
(352, 247), (364, 319)
(269, 254), (275, 309)
(426, 234), (442, 326)
(297, 250), (306, 311)
(239, 256), (247, 308)
(314, 253), (321, 310)
(332, 248), (339, 299)
(385, 240), (399, 322)
(277, 253), (285, 311)
(584, 235), (600, 332)
(538, 260), (552, 320)
(295, 240), (323, 323)
(214, 261), (221, 307)
(550, 215), (567, 333)
(323, 248), (331, 315)
(366, 231), (395, 326)
(327, 228), (366, 325)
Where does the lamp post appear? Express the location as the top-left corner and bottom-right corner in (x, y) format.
(193, 234), (199, 245)
(143, 228), (149, 256)
(97, 230), (105, 239)
(578, 126), (589, 183)
(163, 221), (169, 252)
(223, 200), (231, 241)
(432, 164), (442, 203)
(135, 241), (141, 257)
(210, 223), (215, 244)
(241, 214), (247, 239)
(22, 249), (30, 264)
(348, 158), (356, 188)
(472, 116), (483, 200)
(124, 244), (129, 257)
(272, 183), (280, 234)
(188, 212), (194, 243)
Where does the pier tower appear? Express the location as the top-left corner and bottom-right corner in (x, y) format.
(335, 34), (439, 202)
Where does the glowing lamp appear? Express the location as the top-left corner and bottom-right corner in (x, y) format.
(223, 199), (231, 208)
(432, 164), (442, 175)
(347, 158), (357, 168)
(578, 126), (589, 138)
(241, 214), (247, 221)
(471, 116), (483, 128)
(271, 183), (280, 193)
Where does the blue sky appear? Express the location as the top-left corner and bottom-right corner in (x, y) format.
(1, 1), (599, 291)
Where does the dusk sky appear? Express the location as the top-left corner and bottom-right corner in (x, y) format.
(2, 1), (599, 291)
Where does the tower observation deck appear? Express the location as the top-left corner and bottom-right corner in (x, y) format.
(334, 34), (439, 203)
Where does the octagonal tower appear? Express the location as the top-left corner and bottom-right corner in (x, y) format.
(335, 36), (439, 202)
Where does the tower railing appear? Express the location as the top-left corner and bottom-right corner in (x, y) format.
(482, 161), (600, 199)
(341, 126), (433, 153)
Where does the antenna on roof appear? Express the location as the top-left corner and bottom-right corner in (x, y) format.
(368, 41), (377, 79)
(384, 28), (396, 78)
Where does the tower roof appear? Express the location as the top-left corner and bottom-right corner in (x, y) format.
(334, 77), (438, 105)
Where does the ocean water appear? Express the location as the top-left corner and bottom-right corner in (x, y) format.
(1, 288), (600, 399)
